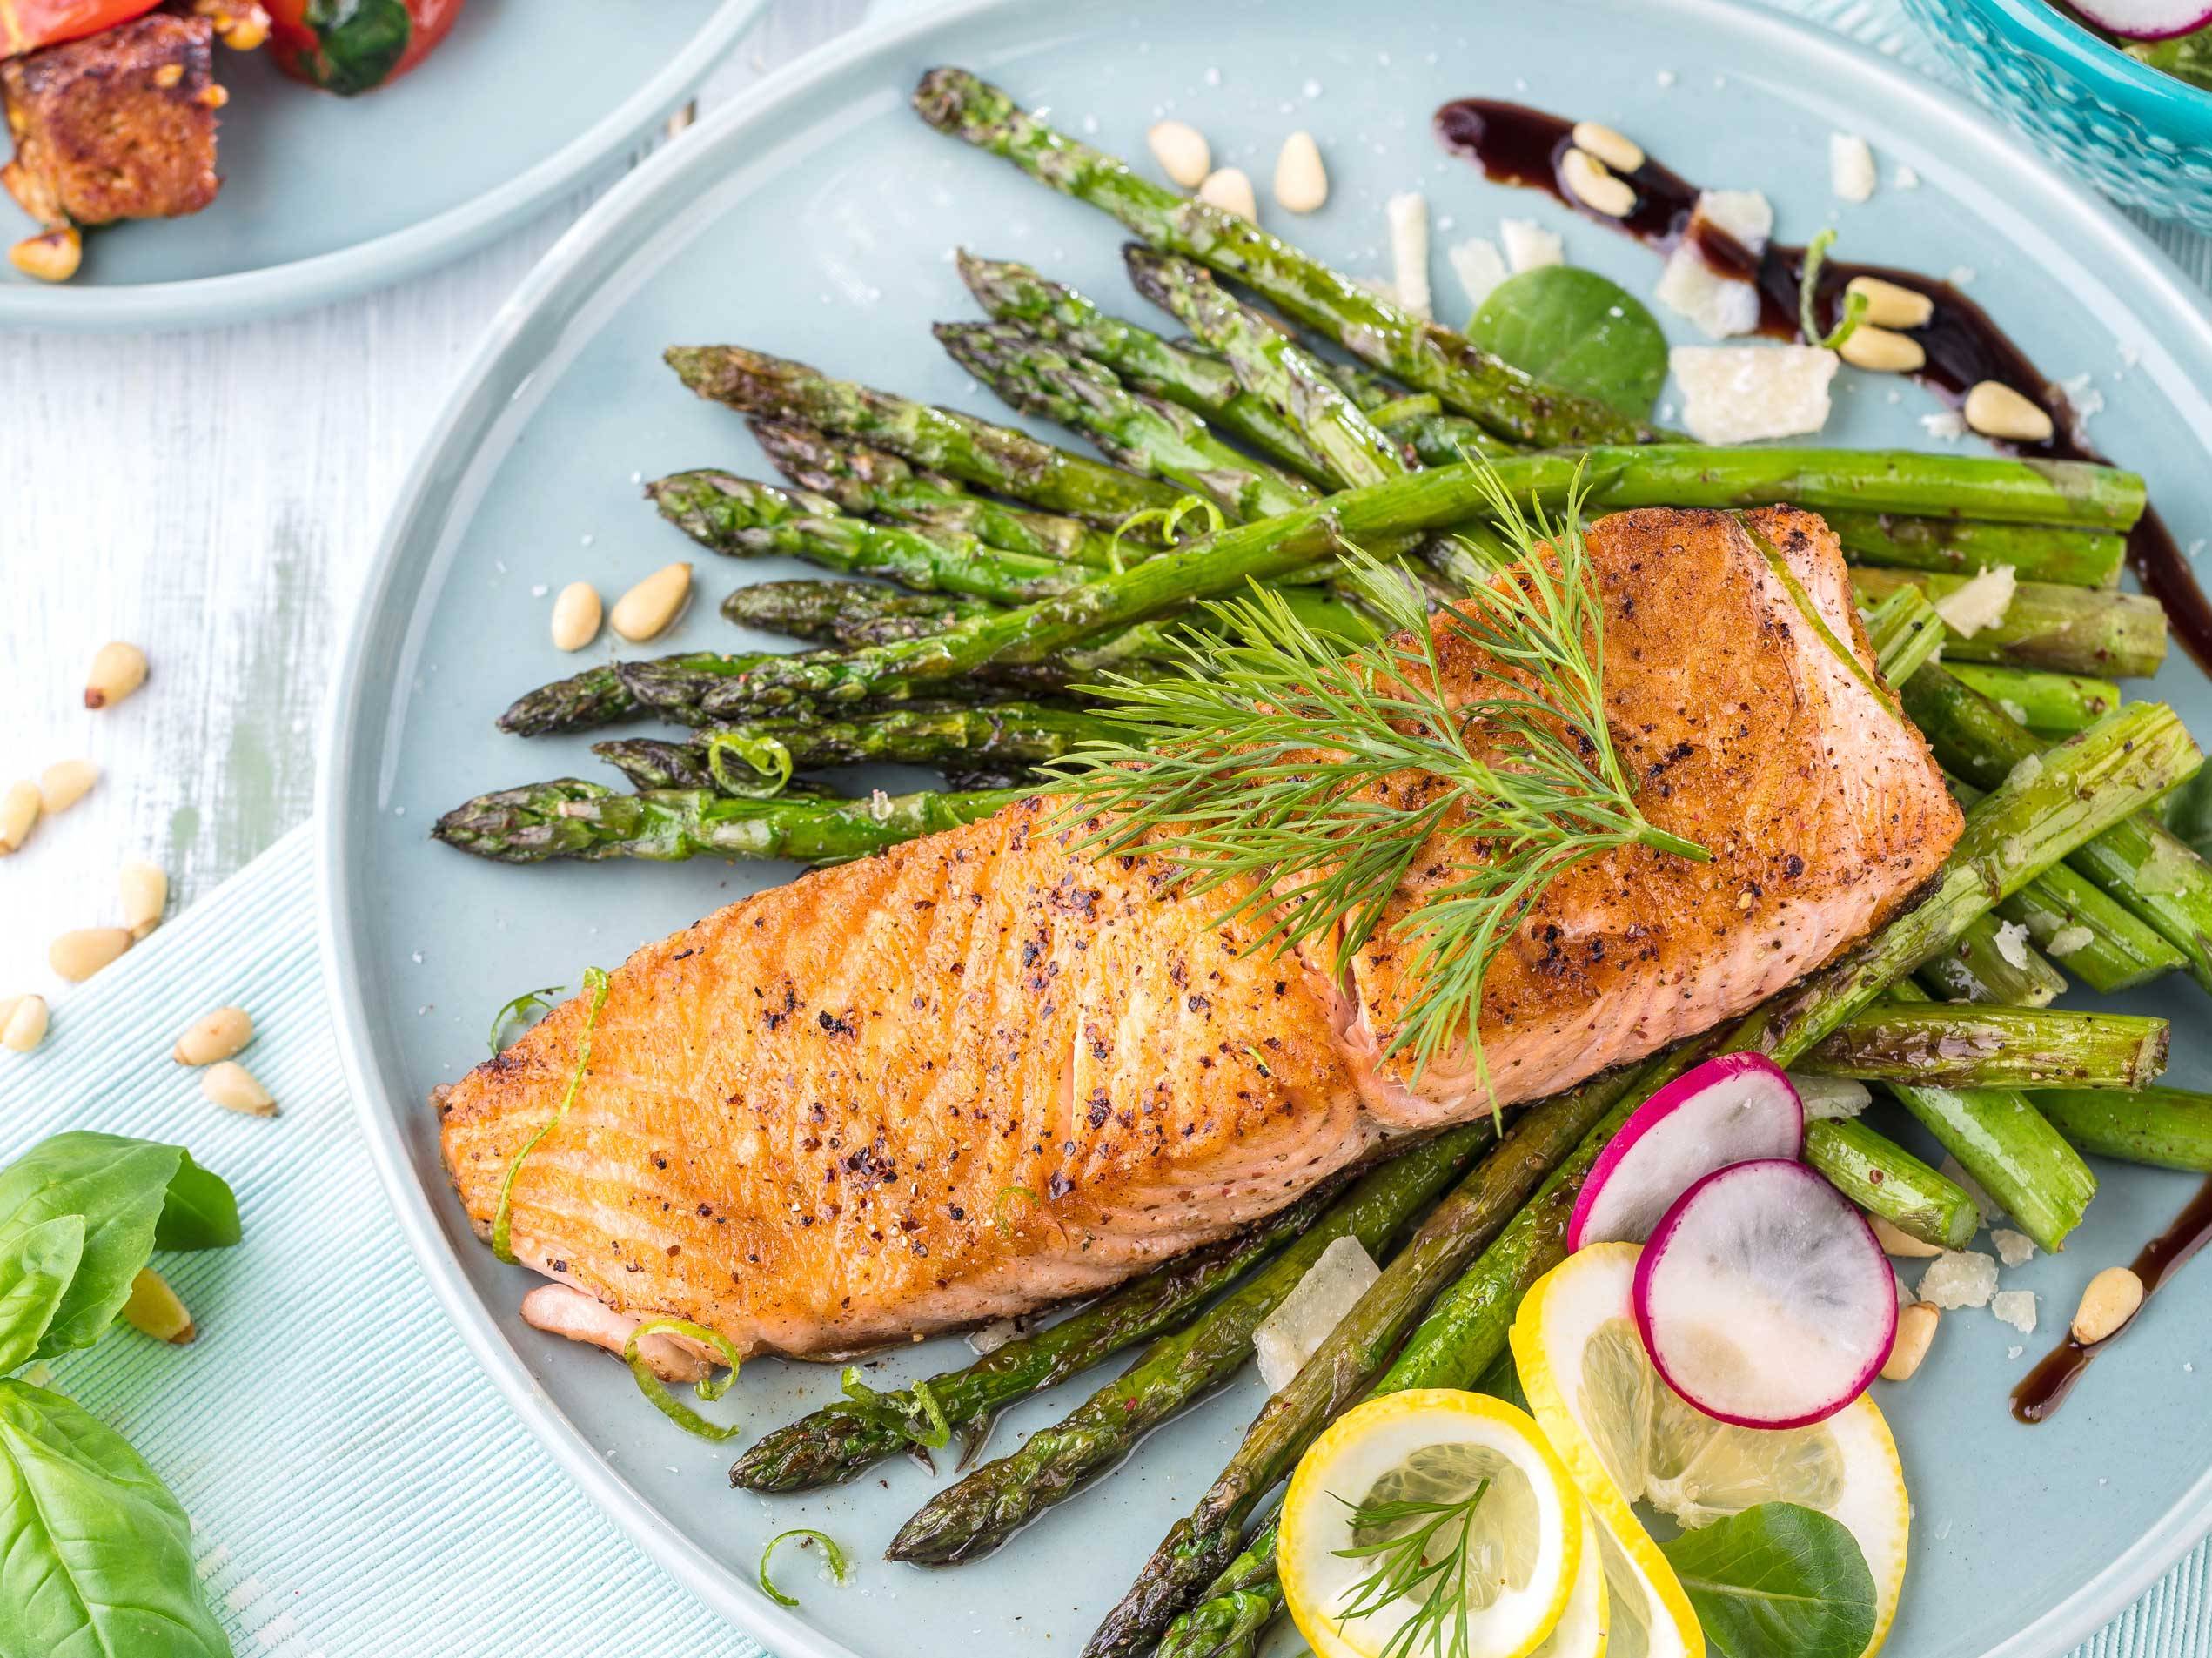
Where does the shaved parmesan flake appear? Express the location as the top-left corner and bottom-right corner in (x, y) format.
(1448, 236), (1508, 312)
(1992, 1290), (2040, 1335)
(1670, 345), (1839, 445)
(1255, 1235), (1378, 1392)
(1499, 218), (1564, 273)
(1787, 1072), (1872, 1122)
(1653, 191), (1773, 338)
(2047, 924), (2095, 957)
(1830, 131), (1877, 203)
(1992, 1229), (2037, 1269)
(1933, 564), (2017, 637)
(1992, 920), (2033, 970)
(1386, 192), (1432, 319)
(1918, 1250), (1999, 1310)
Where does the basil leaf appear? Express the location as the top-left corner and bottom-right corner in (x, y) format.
(298, 0), (412, 95)
(155, 1151), (241, 1253)
(1467, 267), (1670, 421)
(1659, 1501), (1876, 1658)
(0, 1379), (232, 1657)
(0, 1217), (86, 1375)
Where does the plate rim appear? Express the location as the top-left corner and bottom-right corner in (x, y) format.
(314, 2), (2212, 1653)
(0, 0), (768, 333)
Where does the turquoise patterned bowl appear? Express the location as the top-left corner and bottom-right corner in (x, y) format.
(1901, 0), (2212, 227)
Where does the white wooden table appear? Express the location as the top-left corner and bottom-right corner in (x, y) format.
(0, 0), (864, 1005)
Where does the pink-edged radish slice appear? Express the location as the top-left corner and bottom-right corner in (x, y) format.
(1632, 1158), (1897, 1429)
(1566, 1053), (1805, 1252)
(2072, 0), (2212, 40)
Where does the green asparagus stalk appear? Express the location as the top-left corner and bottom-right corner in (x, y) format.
(1996, 854), (2185, 992)
(953, 251), (1333, 480)
(1862, 581), (1950, 690)
(912, 67), (1665, 449)
(884, 1119), (1498, 1565)
(1902, 661), (2212, 994)
(650, 470), (1083, 603)
(591, 704), (1125, 797)
(732, 1177), (1349, 1493)
(1947, 663), (2121, 735)
(1849, 566), (2168, 677)
(1915, 912), (2066, 1008)
(2038, 1087), (2212, 1172)
(432, 780), (1025, 864)
(748, 418), (1123, 566)
(720, 580), (998, 648)
(1824, 509), (2126, 587)
(1320, 358), (1515, 464)
(933, 320), (1317, 521)
(1796, 1004), (2169, 1091)
(666, 345), (1189, 528)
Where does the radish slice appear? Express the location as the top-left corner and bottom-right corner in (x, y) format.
(1633, 1158), (1897, 1429)
(2071, 0), (2212, 40)
(1566, 1053), (1805, 1252)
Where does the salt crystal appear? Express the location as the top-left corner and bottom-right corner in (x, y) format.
(1656, 69), (1678, 87)
(531, 583), (549, 598)
(1302, 77), (1323, 98)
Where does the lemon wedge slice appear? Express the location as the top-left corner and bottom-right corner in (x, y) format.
(1532, 1503), (1610, 1658)
(1281, 1389), (1583, 1658)
(1512, 1243), (1910, 1658)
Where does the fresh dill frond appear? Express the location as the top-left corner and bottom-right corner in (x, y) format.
(1331, 1480), (1492, 1658)
(1047, 461), (1707, 1098)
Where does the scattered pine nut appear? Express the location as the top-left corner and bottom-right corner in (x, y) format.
(0, 782), (38, 855)
(119, 859), (167, 940)
(9, 227), (80, 283)
(1963, 380), (2055, 444)
(1881, 1302), (1940, 1381)
(84, 641), (148, 709)
(174, 1005), (252, 1066)
(1147, 119), (1211, 190)
(1196, 166), (1258, 223)
(1571, 119), (1644, 175)
(49, 927), (131, 983)
(37, 759), (97, 815)
(1, 995), (48, 1054)
(201, 1059), (276, 1117)
(609, 562), (692, 642)
(2070, 1265), (2144, 1346)
(1838, 324), (1927, 374)
(1872, 1215), (1945, 1259)
(1561, 148), (1635, 218)
(550, 581), (603, 652)
(1844, 274), (1934, 330)
(1273, 131), (1329, 214)
(122, 1268), (195, 1344)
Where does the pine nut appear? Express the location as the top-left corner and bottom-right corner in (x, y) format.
(609, 562), (692, 641)
(49, 927), (131, 983)
(1872, 1214), (1945, 1259)
(1837, 324), (1927, 373)
(201, 1059), (277, 1117)
(2070, 1265), (2144, 1345)
(1571, 119), (1645, 175)
(1963, 380), (2054, 444)
(550, 581), (603, 652)
(1561, 148), (1636, 218)
(174, 1005), (252, 1065)
(1147, 119), (1211, 190)
(37, 759), (97, 815)
(120, 859), (167, 939)
(9, 226), (80, 283)
(1844, 274), (1934, 330)
(122, 1268), (195, 1344)
(84, 641), (148, 709)
(1196, 166), (1258, 223)
(1881, 1302), (1940, 1381)
(1, 995), (48, 1054)
(1273, 131), (1329, 214)
(0, 782), (38, 854)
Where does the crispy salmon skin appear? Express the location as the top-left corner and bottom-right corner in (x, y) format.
(437, 506), (1960, 1358)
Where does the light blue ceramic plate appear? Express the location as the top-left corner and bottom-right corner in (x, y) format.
(0, 0), (763, 331)
(318, 2), (2212, 1655)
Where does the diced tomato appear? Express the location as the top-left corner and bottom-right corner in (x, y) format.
(264, 0), (462, 95)
(0, 0), (160, 58)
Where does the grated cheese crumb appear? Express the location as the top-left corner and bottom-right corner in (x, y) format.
(1992, 1289), (2039, 1335)
(1894, 164), (1920, 189)
(1918, 1249), (1999, 1310)
(1991, 920), (2033, 970)
(1448, 237), (1509, 313)
(1830, 131), (1877, 203)
(1386, 192), (1432, 319)
(1933, 563), (2017, 637)
(2047, 924), (2095, 957)
(1920, 408), (1967, 441)
(1992, 1228), (2037, 1269)
(1498, 218), (1564, 273)
(1670, 345), (1838, 445)
(1787, 1071), (1872, 1121)
(1255, 1236), (1379, 1393)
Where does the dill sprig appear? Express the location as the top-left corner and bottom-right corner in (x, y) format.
(1047, 462), (1706, 1094)
(1331, 1480), (1492, 1658)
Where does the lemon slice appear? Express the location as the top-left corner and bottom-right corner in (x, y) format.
(1532, 1504), (1610, 1658)
(1281, 1389), (1583, 1658)
(1512, 1243), (1910, 1658)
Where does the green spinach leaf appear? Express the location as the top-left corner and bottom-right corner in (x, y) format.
(1659, 1501), (1876, 1658)
(1467, 267), (1670, 421)
(0, 1217), (85, 1375)
(0, 1379), (233, 1657)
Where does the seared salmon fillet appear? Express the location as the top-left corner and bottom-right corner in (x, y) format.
(437, 505), (1961, 1358)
